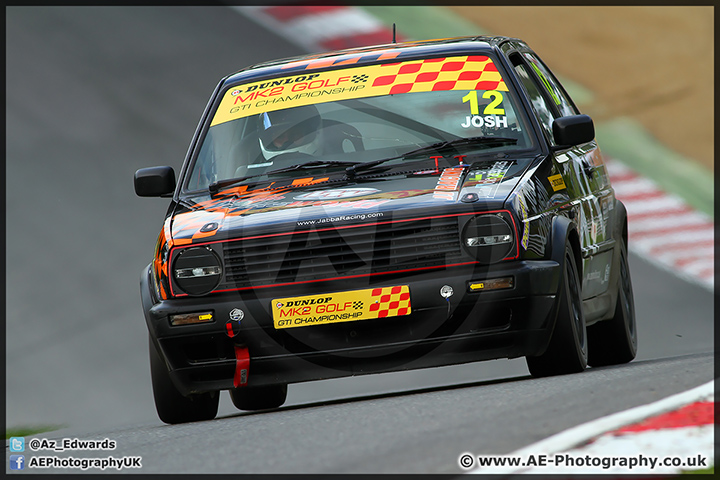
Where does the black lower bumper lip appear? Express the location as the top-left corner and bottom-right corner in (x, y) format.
(168, 326), (554, 396)
(141, 260), (560, 395)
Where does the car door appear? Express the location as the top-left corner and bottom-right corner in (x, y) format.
(504, 43), (614, 299)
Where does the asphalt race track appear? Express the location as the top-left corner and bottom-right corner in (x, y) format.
(6, 7), (714, 474)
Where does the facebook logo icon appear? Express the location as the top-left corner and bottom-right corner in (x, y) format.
(9, 455), (25, 470)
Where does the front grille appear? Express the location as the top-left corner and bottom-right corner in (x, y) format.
(217, 215), (465, 290)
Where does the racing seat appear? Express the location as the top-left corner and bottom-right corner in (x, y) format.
(321, 119), (364, 153)
(229, 119), (365, 178)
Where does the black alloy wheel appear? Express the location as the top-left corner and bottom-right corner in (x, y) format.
(587, 239), (637, 366)
(149, 336), (219, 424)
(526, 242), (588, 377)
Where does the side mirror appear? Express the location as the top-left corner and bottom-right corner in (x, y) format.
(552, 114), (594, 148)
(134, 166), (176, 197)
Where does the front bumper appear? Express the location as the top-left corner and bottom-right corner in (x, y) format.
(141, 260), (561, 395)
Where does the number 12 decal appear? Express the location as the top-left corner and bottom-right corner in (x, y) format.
(462, 90), (505, 115)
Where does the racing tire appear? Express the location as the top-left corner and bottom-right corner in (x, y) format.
(149, 336), (219, 424)
(587, 239), (637, 366)
(229, 384), (288, 411)
(526, 242), (588, 377)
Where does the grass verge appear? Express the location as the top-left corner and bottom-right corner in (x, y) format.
(6, 425), (64, 439)
(683, 465), (714, 475)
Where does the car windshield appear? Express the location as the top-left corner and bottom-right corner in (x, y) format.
(184, 54), (537, 193)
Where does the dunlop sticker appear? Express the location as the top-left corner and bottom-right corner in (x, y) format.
(273, 286), (411, 329)
(548, 174), (567, 192)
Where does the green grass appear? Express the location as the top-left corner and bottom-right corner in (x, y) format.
(6, 424), (64, 439)
(683, 465), (714, 475)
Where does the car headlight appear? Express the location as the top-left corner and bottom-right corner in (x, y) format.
(462, 214), (515, 264)
(172, 246), (222, 296)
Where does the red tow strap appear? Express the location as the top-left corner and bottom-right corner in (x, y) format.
(233, 345), (250, 388)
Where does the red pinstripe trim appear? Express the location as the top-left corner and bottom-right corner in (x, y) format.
(172, 212), (504, 249)
(175, 261), (481, 297)
(169, 211), (520, 297)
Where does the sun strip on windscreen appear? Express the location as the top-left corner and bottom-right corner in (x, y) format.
(211, 56), (509, 127)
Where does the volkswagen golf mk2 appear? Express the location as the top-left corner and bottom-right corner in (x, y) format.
(135, 36), (637, 424)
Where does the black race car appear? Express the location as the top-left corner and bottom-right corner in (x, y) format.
(135, 36), (637, 424)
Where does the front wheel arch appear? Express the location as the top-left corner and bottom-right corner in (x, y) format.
(550, 214), (582, 280)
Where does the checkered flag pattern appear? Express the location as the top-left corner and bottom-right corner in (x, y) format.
(352, 301), (364, 310)
(372, 56), (508, 94)
(369, 285), (411, 318)
(351, 74), (369, 83)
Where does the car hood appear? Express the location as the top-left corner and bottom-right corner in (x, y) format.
(170, 159), (531, 243)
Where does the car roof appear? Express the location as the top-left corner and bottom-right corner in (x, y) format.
(221, 35), (522, 87)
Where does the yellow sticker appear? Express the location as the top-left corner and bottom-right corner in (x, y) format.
(272, 285), (411, 329)
(548, 174), (567, 191)
(212, 56), (509, 127)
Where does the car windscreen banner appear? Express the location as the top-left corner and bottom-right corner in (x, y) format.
(211, 56), (509, 127)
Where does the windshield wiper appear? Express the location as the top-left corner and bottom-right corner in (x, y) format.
(410, 135), (519, 155)
(208, 160), (359, 195)
(265, 160), (360, 175)
(209, 137), (519, 194)
(344, 136), (518, 180)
